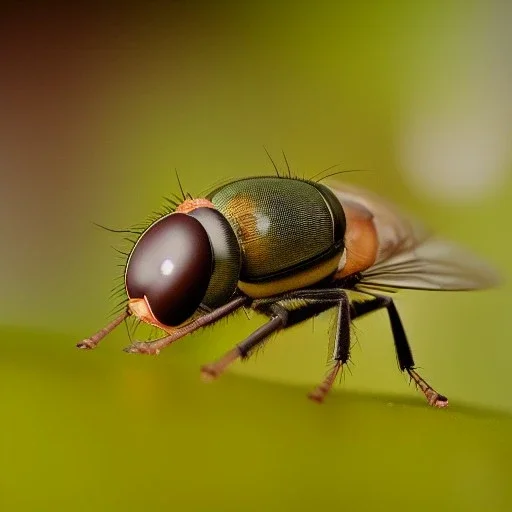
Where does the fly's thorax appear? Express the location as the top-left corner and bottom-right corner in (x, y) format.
(207, 177), (346, 295)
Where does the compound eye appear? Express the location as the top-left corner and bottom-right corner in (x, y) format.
(125, 213), (213, 326)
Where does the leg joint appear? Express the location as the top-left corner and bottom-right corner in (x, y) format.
(374, 294), (392, 307)
(268, 303), (289, 326)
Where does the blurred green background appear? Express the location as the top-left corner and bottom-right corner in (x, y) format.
(1, 1), (512, 510)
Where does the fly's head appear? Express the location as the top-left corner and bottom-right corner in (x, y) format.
(125, 213), (213, 331)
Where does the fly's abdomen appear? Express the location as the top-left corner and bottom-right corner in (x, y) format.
(207, 177), (345, 297)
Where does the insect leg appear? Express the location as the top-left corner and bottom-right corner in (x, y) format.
(351, 295), (448, 408)
(307, 292), (351, 403)
(77, 310), (130, 350)
(123, 296), (250, 355)
(201, 288), (352, 404)
(351, 296), (414, 370)
(270, 288), (351, 403)
(200, 303), (288, 380)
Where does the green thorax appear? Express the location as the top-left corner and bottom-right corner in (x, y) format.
(207, 177), (345, 282)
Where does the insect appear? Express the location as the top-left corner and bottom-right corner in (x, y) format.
(77, 163), (499, 407)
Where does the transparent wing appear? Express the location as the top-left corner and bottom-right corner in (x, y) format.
(359, 236), (501, 290)
(326, 181), (501, 291)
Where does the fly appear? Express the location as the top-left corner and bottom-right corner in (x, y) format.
(76, 167), (500, 408)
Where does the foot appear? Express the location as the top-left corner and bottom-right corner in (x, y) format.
(200, 348), (241, 382)
(407, 369), (449, 408)
(425, 388), (449, 408)
(123, 341), (160, 355)
(76, 338), (99, 350)
(308, 386), (329, 403)
(75, 311), (129, 350)
(200, 364), (219, 382)
(308, 362), (342, 404)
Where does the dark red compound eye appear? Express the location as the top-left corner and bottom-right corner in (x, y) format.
(125, 213), (213, 326)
